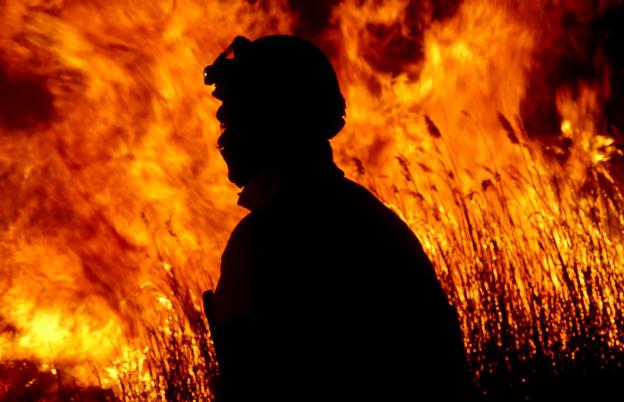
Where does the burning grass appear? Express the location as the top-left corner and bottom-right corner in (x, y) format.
(1, 131), (622, 401)
(370, 114), (624, 399)
(1, 0), (623, 400)
(108, 250), (219, 402)
(5, 113), (622, 401)
(1, 258), (218, 401)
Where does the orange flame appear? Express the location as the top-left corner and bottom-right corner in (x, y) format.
(0, 0), (622, 398)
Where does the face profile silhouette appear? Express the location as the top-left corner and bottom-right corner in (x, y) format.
(204, 35), (345, 188)
(202, 35), (472, 402)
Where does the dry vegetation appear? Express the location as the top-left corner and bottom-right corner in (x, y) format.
(375, 115), (624, 399)
(2, 114), (622, 401)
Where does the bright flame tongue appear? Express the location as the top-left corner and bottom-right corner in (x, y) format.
(0, 0), (622, 397)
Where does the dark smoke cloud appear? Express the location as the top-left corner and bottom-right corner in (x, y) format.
(597, 4), (624, 138)
(520, 2), (624, 141)
(0, 63), (54, 130)
(287, 0), (462, 77)
(288, 0), (341, 38)
(284, 0), (621, 144)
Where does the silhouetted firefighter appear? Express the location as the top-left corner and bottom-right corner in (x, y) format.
(202, 35), (471, 401)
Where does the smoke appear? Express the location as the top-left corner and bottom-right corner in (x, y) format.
(0, 0), (622, 394)
(287, 0), (462, 77)
(518, 1), (624, 141)
(0, 64), (54, 130)
(287, 0), (623, 146)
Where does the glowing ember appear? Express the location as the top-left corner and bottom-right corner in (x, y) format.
(0, 0), (622, 400)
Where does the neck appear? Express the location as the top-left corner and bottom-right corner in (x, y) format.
(276, 140), (337, 178)
(237, 167), (281, 210)
(237, 141), (343, 210)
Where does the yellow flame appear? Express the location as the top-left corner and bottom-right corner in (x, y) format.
(0, 0), (621, 399)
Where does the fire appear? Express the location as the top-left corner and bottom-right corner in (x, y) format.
(0, 0), (622, 400)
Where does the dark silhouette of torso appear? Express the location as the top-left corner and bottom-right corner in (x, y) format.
(209, 147), (469, 401)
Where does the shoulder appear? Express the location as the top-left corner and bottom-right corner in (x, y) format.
(336, 178), (420, 241)
(336, 178), (399, 218)
(225, 205), (277, 245)
(337, 177), (439, 279)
